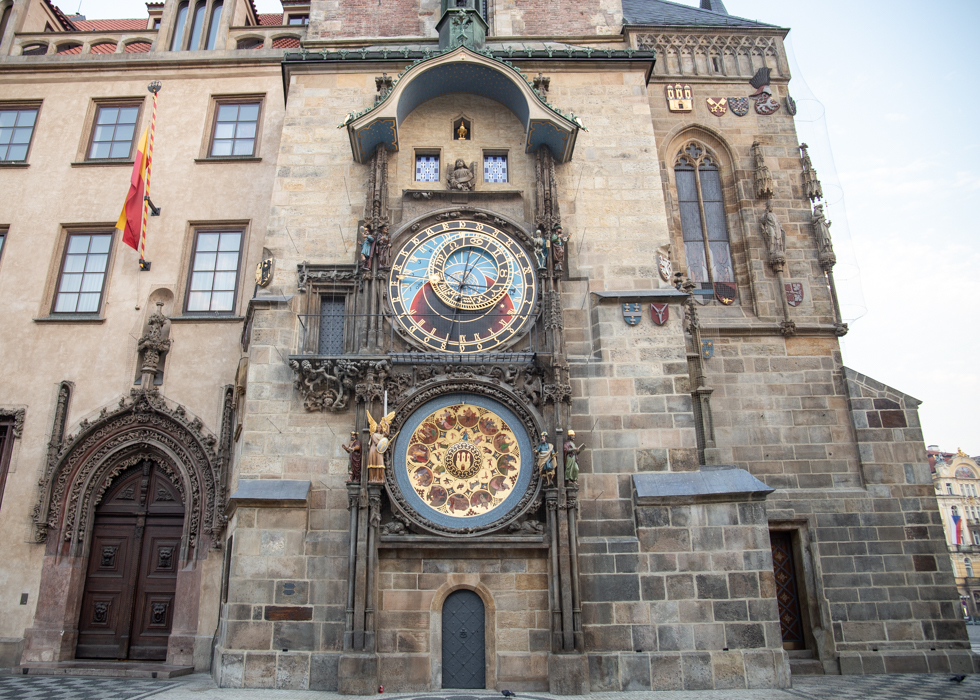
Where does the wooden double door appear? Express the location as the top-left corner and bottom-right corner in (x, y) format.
(76, 462), (184, 660)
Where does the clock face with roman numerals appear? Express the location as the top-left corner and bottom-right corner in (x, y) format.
(388, 220), (537, 353)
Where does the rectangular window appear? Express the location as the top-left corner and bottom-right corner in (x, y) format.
(288, 14), (309, 25)
(88, 104), (140, 160)
(484, 154), (507, 183)
(0, 230), (6, 262)
(185, 230), (243, 313)
(210, 102), (260, 157)
(0, 107), (39, 162)
(416, 154), (439, 182)
(54, 232), (113, 314)
(318, 297), (345, 354)
(948, 484), (953, 495)
(0, 421), (14, 512)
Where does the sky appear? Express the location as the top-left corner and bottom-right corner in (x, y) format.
(55, 0), (980, 454)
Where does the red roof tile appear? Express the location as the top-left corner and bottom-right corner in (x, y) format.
(124, 41), (153, 53)
(73, 19), (148, 31)
(89, 41), (118, 54)
(272, 36), (301, 48)
(258, 14), (284, 26)
(56, 43), (83, 55)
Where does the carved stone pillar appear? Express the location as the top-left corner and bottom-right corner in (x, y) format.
(545, 487), (562, 650)
(343, 483), (359, 650)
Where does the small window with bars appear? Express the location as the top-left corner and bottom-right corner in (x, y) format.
(318, 297), (346, 354)
(415, 153), (439, 182)
(484, 154), (507, 183)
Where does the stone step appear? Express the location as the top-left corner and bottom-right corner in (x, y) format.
(18, 660), (193, 679)
(789, 658), (825, 675)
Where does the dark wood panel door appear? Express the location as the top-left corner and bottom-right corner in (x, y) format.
(770, 530), (806, 650)
(76, 464), (184, 660)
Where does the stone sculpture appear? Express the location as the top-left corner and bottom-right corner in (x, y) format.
(447, 158), (476, 191)
(536, 432), (556, 486)
(342, 431), (362, 483)
(359, 224), (375, 270)
(563, 430), (584, 483)
(533, 228), (548, 269)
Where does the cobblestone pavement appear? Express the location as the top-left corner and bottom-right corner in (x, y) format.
(0, 674), (978, 700)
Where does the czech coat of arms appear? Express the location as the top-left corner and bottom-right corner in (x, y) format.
(785, 282), (804, 307)
(728, 97), (749, 117)
(622, 303), (642, 326)
(657, 252), (672, 282)
(714, 281), (737, 305)
(650, 303), (669, 326)
(665, 83), (693, 112)
(706, 97), (728, 117)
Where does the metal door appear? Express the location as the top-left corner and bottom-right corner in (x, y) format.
(770, 530), (806, 649)
(441, 589), (486, 689)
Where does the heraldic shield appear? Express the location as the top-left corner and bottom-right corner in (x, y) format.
(650, 303), (669, 326)
(623, 303), (642, 326)
(657, 252), (672, 282)
(714, 281), (737, 306)
(706, 97), (728, 117)
(728, 97), (749, 117)
(785, 282), (804, 307)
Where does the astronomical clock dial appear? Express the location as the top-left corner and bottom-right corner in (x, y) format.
(392, 395), (535, 533)
(388, 220), (537, 353)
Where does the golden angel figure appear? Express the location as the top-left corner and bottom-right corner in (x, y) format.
(366, 410), (396, 484)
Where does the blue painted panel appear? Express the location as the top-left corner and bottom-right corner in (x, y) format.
(392, 392), (533, 531)
(526, 120), (572, 160)
(354, 117), (397, 161)
(395, 63), (531, 128)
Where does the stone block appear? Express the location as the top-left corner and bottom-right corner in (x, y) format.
(244, 652), (277, 688)
(379, 653), (430, 691)
(225, 621), (272, 650)
(712, 650), (746, 689)
(588, 653), (620, 691)
(549, 653), (591, 694)
(273, 621), (315, 651)
(276, 652), (310, 690)
(725, 623), (765, 649)
(338, 653), (379, 695)
(310, 652), (340, 691)
(650, 653), (683, 690)
(743, 650), (776, 689)
(621, 653), (652, 690)
(681, 651), (713, 690)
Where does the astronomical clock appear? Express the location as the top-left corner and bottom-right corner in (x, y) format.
(384, 217), (543, 535)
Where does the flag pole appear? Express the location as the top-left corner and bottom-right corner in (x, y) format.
(139, 80), (161, 272)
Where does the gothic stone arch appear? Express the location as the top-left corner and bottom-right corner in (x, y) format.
(22, 390), (226, 666)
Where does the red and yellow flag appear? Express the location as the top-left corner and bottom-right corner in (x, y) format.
(116, 126), (151, 257)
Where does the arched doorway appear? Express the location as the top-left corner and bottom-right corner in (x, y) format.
(75, 460), (184, 660)
(441, 589), (486, 689)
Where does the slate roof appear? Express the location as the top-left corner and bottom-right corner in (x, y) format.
(622, 0), (777, 28)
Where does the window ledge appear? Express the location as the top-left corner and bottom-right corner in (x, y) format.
(71, 159), (134, 167)
(34, 314), (105, 324)
(0, 162), (30, 168)
(194, 157), (261, 164)
(169, 314), (246, 323)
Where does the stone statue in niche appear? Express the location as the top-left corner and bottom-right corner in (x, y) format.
(137, 301), (171, 379)
(563, 430), (584, 483)
(366, 410), (395, 484)
(375, 224), (391, 269)
(760, 202), (786, 266)
(536, 432), (556, 487)
(342, 431), (362, 483)
(359, 224), (375, 270)
(533, 228), (548, 270)
(447, 159), (477, 191)
(812, 204), (834, 255)
(550, 227), (567, 272)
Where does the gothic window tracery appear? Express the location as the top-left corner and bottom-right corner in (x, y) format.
(673, 141), (735, 293)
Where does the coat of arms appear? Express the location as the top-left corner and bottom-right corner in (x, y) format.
(728, 97), (749, 117)
(665, 83), (693, 112)
(701, 339), (714, 360)
(657, 252), (672, 281)
(786, 95), (798, 116)
(255, 258), (274, 287)
(650, 303), (669, 326)
(622, 303), (642, 326)
(706, 97), (728, 117)
(749, 67), (780, 115)
(785, 282), (804, 307)
(714, 281), (737, 305)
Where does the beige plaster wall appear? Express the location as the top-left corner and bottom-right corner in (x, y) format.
(0, 62), (284, 646)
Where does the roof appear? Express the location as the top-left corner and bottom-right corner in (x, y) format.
(42, 0), (76, 30)
(622, 0), (777, 28)
(258, 14), (284, 26)
(72, 19), (148, 31)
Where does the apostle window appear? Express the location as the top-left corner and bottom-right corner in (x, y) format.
(484, 154), (507, 183)
(209, 101), (261, 157)
(674, 141), (735, 297)
(415, 153), (440, 182)
(0, 106), (39, 163)
(185, 230), (243, 313)
(53, 232), (113, 314)
(88, 103), (141, 160)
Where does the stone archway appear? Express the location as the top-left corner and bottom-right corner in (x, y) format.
(22, 390), (229, 667)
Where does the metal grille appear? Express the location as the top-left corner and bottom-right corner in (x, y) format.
(416, 155), (439, 182)
(483, 155), (507, 183)
(318, 297), (346, 354)
(770, 531), (805, 647)
(441, 590), (485, 689)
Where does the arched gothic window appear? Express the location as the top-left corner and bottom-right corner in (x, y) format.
(674, 141), (735, 293)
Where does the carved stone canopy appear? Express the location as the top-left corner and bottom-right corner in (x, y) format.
(0, 407), (26, 438)
(31, 390), (226, 559)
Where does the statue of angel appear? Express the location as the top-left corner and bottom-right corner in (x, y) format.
(366, 410), (396, 484)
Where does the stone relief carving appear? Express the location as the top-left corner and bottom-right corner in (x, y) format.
(92, 601), (109, 624)
(296, 263), (358, 294)
(289, 358), (374, 412)
(447, 158), (477, 191)
(137, 301), (171, 378)
(752, 141), (775, 199)
(0, 407), (26, 438)
(636, 32), (782, 79)
(100, 545), (117, 568)
(800, 143), (824, 203)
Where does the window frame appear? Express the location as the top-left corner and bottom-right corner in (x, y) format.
(287, 14), (309, 25)
(0, 101), (42, 165)
(414, 149), (441, 183)
(0, 227), (7, 266)
(205, 96), (263, 160)
(84, 99), (144, 162)
(298, 269), (358, 355)
(51, 230), (115, 316)
(0, 419), (15, 513)
(182, 227), (245, 316)
(482, 150), (508, 184)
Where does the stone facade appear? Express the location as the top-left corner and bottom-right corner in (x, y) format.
(930, 450), (980, 619)
(0, 0), (975, 692)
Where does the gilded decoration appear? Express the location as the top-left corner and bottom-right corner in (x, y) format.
(405, 402), (521, 519)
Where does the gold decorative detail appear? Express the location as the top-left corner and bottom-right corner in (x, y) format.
(406, 403), (520, 518)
